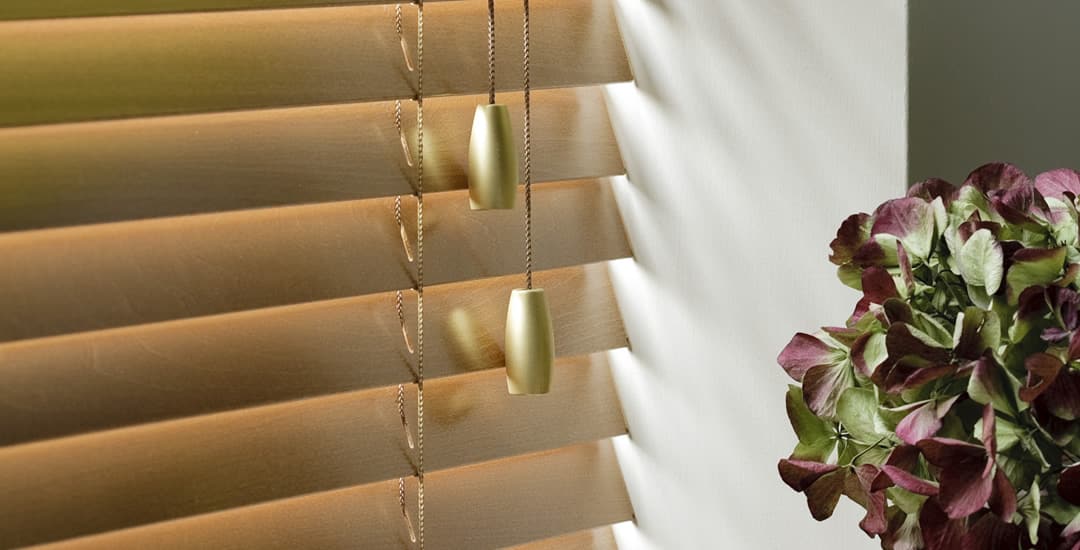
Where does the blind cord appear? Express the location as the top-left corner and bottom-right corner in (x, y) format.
(523, 0), (532, 289)
(414, 0), (426, 547)
(488, 0), (496, 105)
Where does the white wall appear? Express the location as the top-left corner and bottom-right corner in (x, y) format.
(909, 1), (1080, 183)
(603, 1), (907, 548)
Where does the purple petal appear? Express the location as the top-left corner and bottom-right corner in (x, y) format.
(962, 162), (1032, 194)
(862, 266), (900, 304)
(778, 333), (841, 381)
(804, 469), (847, 521)
(896, 396), (960, 445)
(991, 182), (1052, 225)
(1041, 369), (1080, 421)
(960, 513), (1022, 550)
(920, 497), (966, 550)
(886, 323), (951, 364)
(937, 459), (994, 519)
(897, 241), (916, 295)
(1020, 352), (1064, 403)
(802, 362), (854, 418)
(871, 197), (937, 259)
(830, 213), (872, 266)
(882, 465), (940, 496)
(1035, 168), (1080, 200)
(850, 464), (888, 536)
(908, 178), (957, 205)
(778, 458), (838, 492)
(917, 438), (986, 466)
(987, 468), (1016, 521)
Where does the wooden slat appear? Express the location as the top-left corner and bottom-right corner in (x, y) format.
(0, 0), (631, 127)
(504, 526), (619, 550)
(0, 177), (630, 342)
(0, 87), (622, 231)
(0, 263), (626, 445)
(0, 0), (458, 20)
(0, 367), (626, 549)
(28, 440), (631, 550)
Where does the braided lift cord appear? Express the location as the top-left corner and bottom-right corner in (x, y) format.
(523, 0), (533, 289)
(488, 0), (496, 105)
(414, 0), (426, 547)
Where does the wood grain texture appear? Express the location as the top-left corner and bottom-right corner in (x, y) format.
(504, 526), (619, 549)
(0, 0), (456, 20)
(0, 0), (631, 126)
(0, 355), (625, 548)
(0, 263), (626, 445)
(0, 177), (630, 342)
(0, 87), (623, 231)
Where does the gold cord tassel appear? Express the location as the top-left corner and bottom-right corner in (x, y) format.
(467, 0), (519, 210)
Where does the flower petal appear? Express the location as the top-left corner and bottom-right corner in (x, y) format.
(802, 362), (855, 418)
(872, 197), (937, 259)
(1041, 369), (1080, 421)
(862, 265), (901, 304)
(830, 212), (873, 266)
(778, 332), (842, 381)
(1035, 168), (1080, 200)
(919, 497), (966, 550)
(882, 465), (940, 496)
(960, 512), (1022, 550)
(987, 468), (1016, 521)
(962, 162), (1032, 194)
(1006, 247), (1067, 305)
(804, 468), (847, 521)
(896, 395), (960, 445)
(1020, 352), (1064, 403)
(778, 458), (838, 492)
(909, 178), (957, 205)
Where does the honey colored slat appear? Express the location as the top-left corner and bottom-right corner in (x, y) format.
(0, 0), (631, 127)
(504, 526), (619, 550)
(0, 87), (622, 231)
(0, 264), (626, 445)
(0, 0), (456, 20)
(30, 440), (632, 550)
(0, 177), (630, 342)
(0, 361), (626, 549)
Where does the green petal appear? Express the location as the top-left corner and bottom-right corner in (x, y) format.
(958, 229), (1004, 294)
(1005, 247), (1066, 304)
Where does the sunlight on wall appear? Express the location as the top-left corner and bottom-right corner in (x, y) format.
(604, 1), (908, 548)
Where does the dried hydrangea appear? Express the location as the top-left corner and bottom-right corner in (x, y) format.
(778, 163), (1080, 549)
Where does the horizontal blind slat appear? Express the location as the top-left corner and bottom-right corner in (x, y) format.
(0, 87), (622, 232)
(0, 0), (457, 20)
(1, 380), (626, 549)
(0, 177), (630, 342)
(0, 263), (626, 445)
(29, 440), (632, 550)
(0, 0), (631, 127)
(503, 525), (619, 550)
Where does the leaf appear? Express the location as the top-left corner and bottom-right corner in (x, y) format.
(836, 387), (893, 445)
(785, 386), (836, 461)
(958, 229), (1004, 294)
(1017, 478), (1041, 545)
(1005, 247), (1066, 304)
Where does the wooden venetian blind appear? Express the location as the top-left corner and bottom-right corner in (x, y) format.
(0, 1), (634, 549)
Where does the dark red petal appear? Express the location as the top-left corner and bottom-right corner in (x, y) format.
(778, 459), (838, 492)
(917, 437), (986, 466)
(1040, 369), (1080, 421)
(882, 465), (940, 496)
(777, 333), (839, 381)
(908, 177), (957, 204)
(886, 323), (951, 364)
(920, 497), (966, 550)
(938, 459), (994, 519)
(1060, 465), (1080, 506)
(961, 513), (1022, 550)
(963, 162), (1032, 194)
(805, 469), (847, 521)
(896, 397), (959, 445)
(980, 403), (997, 466)
(802, 362), (852, 418)
(987, 468), (1016, 521)
(1020, 353), (1064, 403)
(863, 266), (900, 304)
(830, 212), (872, 266)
